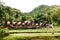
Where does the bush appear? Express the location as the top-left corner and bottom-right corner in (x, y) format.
(0, 27), (9, 38)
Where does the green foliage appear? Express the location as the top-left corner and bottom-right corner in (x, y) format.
(0, 2), (22, 26)
(21, 16), (26, 22)
(27, 5), (60, 25)
(51, 7), (60, 25)
(0, 27), (9, 40)
(0, 1), (60, 26)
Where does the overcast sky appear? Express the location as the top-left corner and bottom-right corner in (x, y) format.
(2, 0), (60, 13)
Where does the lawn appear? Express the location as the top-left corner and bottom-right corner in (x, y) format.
(9, 27), (60, 33)
(3, 33), (60, 40)
(3, 27), (60, 40)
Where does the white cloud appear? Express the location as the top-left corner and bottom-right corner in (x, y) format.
(2, 0), (60, 12)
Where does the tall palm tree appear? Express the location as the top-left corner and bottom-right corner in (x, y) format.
(4, 13), (9, 27)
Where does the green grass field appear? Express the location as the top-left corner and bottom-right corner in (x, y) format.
(3, 33), (60, 40)
(9, 27), (60, 33)
(3, 27), (60, 40)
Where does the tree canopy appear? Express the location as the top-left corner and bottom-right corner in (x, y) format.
(0, 1), (60, 26)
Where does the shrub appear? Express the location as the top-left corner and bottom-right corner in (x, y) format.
(0, 27), (9, 38)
